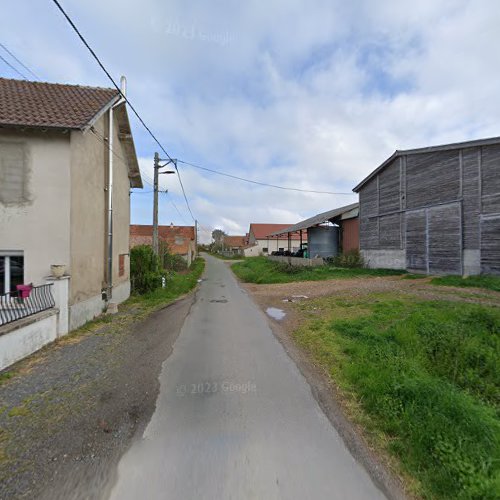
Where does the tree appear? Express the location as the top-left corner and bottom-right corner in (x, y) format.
(211, 229), (226, 252)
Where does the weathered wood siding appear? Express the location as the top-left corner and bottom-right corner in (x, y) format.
(379, 159), (400, 214)
(379, 213), (401, 248)
(358, 142), (500, 275)
(481, 144), (500, 215)
(359, 178), (378, 249)
(405, 210), (427, 271)
(428, 203), (462, 274)
(462, 148), (480, 249)
(481, 216), (500, 274)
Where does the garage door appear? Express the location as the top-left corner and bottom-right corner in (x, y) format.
(405, 202), (462, 274)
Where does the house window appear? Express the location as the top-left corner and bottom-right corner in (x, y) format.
(119, 254), (126, 277)
(279, 248), (284, 252)
(0, 252), (24, 294)
(262, 247), (268, 253)
(0, 142), (28, 205)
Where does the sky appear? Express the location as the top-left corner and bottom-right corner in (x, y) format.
(1, 0), (499, 242)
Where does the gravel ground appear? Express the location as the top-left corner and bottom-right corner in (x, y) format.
(0, 295), (194, 500)
(244, 275), (500, 307)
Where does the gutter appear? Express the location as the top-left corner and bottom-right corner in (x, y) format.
(106, 76), (127, 300)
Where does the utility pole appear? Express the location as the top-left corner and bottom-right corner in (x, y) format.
(152, 152), (176, 256)
(194, 219), (198, 258)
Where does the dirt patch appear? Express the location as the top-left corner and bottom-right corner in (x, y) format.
(0, 295), (195, 500)
(245, 275), (500, 308)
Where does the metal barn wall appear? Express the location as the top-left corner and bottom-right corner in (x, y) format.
(358, 143), (500, 275)
(340, 218), (359, 252)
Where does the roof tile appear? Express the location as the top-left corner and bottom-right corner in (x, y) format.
(0, 78), (119, 129)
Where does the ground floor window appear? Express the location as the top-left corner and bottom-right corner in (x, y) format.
(262, 248), (268, 253)
(0, 252), (24, 294)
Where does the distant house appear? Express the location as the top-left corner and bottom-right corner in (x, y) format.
(353, 137), (500, 275)
(0, 77), (142, 331)
(222, 235), (247, 255)
(244, 223), (306, 256)
(130, 224), (196, 265)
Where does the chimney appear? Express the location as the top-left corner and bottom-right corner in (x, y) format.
(120, 75), (127, 96)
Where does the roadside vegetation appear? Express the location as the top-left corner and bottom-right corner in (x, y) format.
(431, 274), (500, 292)
(293, 294), (500, 499)
(232, 256), (404, 284)
(128, 257), (205, 309)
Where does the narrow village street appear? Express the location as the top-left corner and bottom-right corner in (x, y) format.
(108, 254), (385, 500)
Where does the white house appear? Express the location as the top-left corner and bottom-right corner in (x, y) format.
(243, 223), (306, 256)
(0, 77), (142, 369)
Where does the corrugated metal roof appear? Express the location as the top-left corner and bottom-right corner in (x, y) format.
(352, 136), (500, 192)
(249, 223), (303, 240)
(268, 202), (359, 236)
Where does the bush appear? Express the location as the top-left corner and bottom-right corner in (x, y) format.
(163, 252), (188, 272)
(327, 249), (364, 268)
(130, 245), (165, 294)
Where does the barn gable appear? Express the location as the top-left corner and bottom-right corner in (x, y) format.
(354, 137), (500, 276)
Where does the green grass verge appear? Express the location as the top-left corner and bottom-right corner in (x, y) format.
(294, 295), (500, 499)
(431, 275), (500, 292)
(231, 256), (405, 284)
(128, 257), (205, 308)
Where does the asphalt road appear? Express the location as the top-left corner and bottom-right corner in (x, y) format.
(109, 255), (385, 500)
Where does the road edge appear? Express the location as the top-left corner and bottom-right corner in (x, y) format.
(242, 286), (408, 500)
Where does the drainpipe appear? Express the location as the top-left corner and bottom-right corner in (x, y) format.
(106, 75), (127, 300)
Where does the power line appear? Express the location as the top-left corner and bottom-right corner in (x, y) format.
(172, 161), (195, 221)
(0, 43), (40, 80)
(50, 0), (196, 221)
(164, 191), (191, 225)
(89, 127), (155, 188)
(177, 160), (354, 195)
(0, 53), (28, 80)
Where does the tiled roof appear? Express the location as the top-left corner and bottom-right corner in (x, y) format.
(0, 78), (119, 129)
(249, 223), (305, 240)
(130, 225), (195, 255)
(223, 235), (247, 248)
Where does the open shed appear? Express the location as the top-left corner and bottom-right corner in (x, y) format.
(268, 203), (359, 259)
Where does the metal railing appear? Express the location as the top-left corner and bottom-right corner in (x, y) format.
(0, 284), (55, 327)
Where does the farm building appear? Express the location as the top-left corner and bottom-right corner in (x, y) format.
(243, 223), (307, 256)
(353, 137), (500, 275)
(269, 203), (359, 259)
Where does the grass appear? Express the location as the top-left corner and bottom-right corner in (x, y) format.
(0, 373), (13, 386)
(431, 275), (500, 292)
(231, 256), (405, 284)
(128, 257), (205, 308)
(293, 294), (500, 499)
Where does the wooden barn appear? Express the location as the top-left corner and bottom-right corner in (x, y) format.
(353, 137), (500, 275)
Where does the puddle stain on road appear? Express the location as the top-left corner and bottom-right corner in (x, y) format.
(266, 307), (286, 320)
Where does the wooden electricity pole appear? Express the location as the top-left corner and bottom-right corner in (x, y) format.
(152, 152), (176, 256)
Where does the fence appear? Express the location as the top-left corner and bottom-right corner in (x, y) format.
(0, 284), (55, 326)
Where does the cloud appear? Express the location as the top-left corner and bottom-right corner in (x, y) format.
(1, 0), (499, 242)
